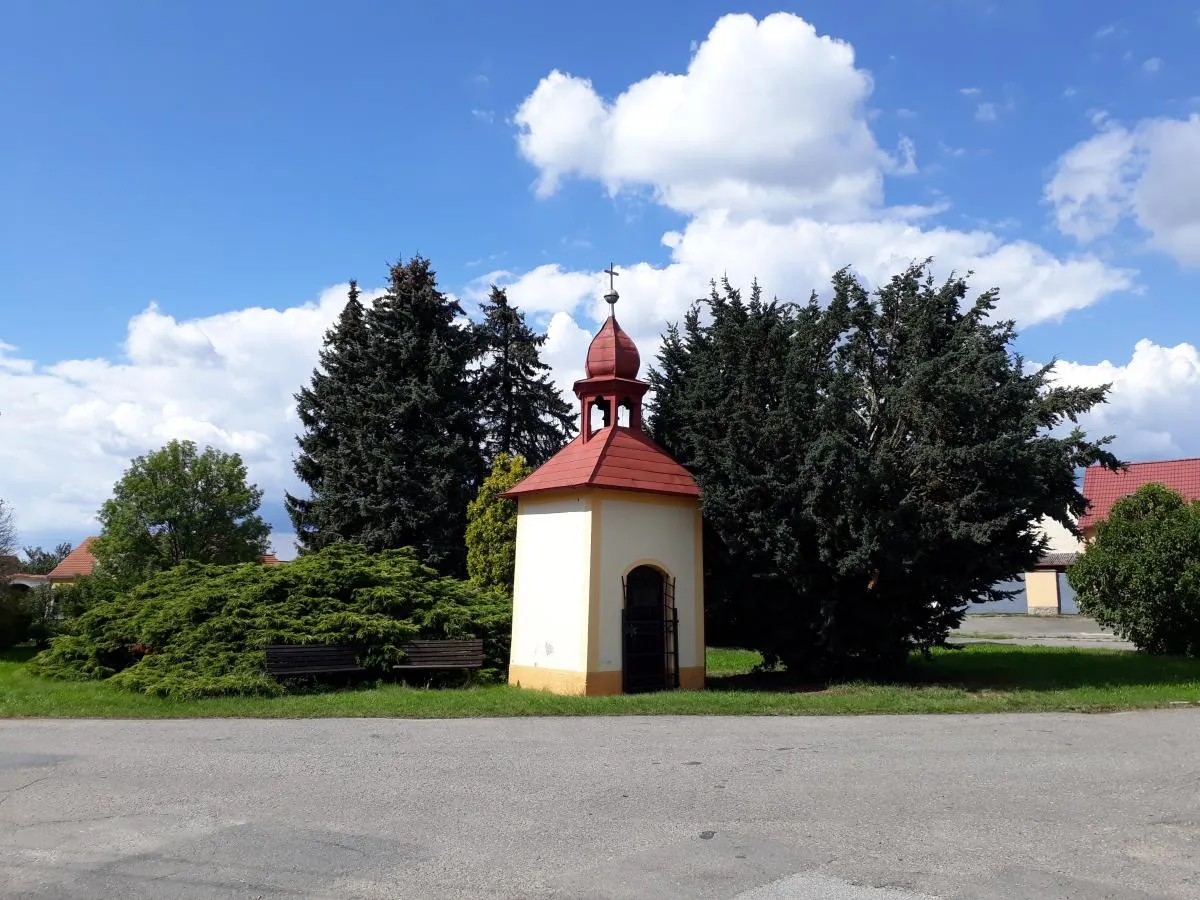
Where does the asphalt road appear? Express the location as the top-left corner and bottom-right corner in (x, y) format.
(951, 615), (1135, 650)
(3, 713), (1199, 899)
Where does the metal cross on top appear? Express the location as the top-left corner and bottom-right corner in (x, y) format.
(603, 262), (619, 316)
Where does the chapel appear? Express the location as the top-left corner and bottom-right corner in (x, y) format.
(501, 271), (704, 695)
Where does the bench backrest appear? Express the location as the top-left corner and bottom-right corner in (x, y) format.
(265, 644), (359, 672)
(401, 639), (484, 666)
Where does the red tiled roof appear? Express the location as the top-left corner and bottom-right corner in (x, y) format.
(585, 317), (640, 380)
(1079, 458), (1200, 529)
(47, 537), (99, 580)
(258, 553), (282, 566)
(502, 425), (700, 499)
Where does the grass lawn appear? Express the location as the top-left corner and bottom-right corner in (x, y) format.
(2, 643), (1199, 719)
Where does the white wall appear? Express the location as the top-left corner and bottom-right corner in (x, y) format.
(509, 493), (592, 673)
(1035, 515), (1083, 554)
(595, 495), (701, 672)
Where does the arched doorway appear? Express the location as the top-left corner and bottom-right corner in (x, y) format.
(621, 565), (679, 693)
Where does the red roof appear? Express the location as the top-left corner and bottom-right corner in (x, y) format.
(258, 553), (283, 566)
(502, 425), (699, 499)
(1080, 458), (1200, 529)
(47, 537), (99, 580)
(585, 317), (640, 380)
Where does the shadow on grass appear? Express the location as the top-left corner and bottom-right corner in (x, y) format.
(1, 647), (38, 665)
(706, 644), (1200, 695)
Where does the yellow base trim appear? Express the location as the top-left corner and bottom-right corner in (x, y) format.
(508, 665), (623, 696)
(679, 665), (706, 690)
(509, 665), (707, 695)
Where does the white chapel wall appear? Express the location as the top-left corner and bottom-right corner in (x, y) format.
(510, 494), (592, 674)
(595, 494), (701, 672)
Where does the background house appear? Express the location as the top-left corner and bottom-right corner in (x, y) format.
(979, 458), (1200, 616)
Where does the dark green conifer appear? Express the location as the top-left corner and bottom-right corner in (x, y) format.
(473, 286), (575, 467)
(649, 261), (1122, 678)
(288, 259), (484, 575)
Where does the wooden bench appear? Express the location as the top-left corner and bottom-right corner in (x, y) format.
(265, 644), (364, 679)
(393, 639), (484, 681)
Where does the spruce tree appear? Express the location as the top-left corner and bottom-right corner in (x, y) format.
(286, 280), (374, 552)
(650, 261), (1122, 678)
(473, 286), (575, 467)
(288, 257), (483, 575)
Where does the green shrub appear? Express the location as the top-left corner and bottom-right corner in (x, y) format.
(28, 544), (512, 698)
(465, 453), (532, 593)
(0, 589), (34, 649)
(1069, 483), (1200, 656)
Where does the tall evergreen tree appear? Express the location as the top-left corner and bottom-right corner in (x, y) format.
(286, 280), (374, 551)
(650, 261), (1123, 678)
(473, 286), (575, 467)
(287, 257), (483, 575)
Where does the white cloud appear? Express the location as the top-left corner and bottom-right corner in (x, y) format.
(513, 12), (896, 221)
(975, 102), (999, 122)
(1142, 57), (1163, 74)
(506, 12), (1132, 338)
(1046, 113), (1200, 265)
(471, 109), (495, 124)
(1051, 340), (1200, 460)
(1063, 86), (1078, 99)
(0, 286), (364, 546)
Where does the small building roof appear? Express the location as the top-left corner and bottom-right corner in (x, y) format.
(1033, 552), (1079, 571)
(502, 425), (700, 500)
(258, 553), (283, 566)
(47, 537), (99, 580)
(1079, 458), (1200, 529)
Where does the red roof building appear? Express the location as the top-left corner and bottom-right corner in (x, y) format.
(47, 536), (99, 582)
(1079, 458), (1200, 533)
(502, 311), (699, 500)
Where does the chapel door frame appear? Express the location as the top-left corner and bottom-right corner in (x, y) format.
(620, 564), (679, 694)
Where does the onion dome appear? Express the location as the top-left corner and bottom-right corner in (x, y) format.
(585, 317), (640, 379)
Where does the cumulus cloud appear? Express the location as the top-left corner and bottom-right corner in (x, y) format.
(0, 286), (367, 552)
(1051, 340), (1200, 460)
(504, 12), (1133, 351)
(513, 12), (894, 221)
(1046, 114), (1200, 265)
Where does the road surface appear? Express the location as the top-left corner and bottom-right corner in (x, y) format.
(3, 713), (1199, 898)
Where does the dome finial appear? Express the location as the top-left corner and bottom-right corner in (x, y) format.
(603, 262), (619, 317)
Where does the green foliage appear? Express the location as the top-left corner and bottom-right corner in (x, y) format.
(28, 544), (511, 699)
(94, 439), (271, 584)
(473, 286), (575, 467)
(0, 589), (34, 649)
(466, 453), (533, 592)
(1069, 483), (1200, 655)
(21, 542), (73, 575)
(648, 261), (1122, 679)
(47, 573), (125, 627)
(287, 260), (484, 576)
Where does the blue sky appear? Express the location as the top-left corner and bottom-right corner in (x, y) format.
(3, 1), (1200, 555)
